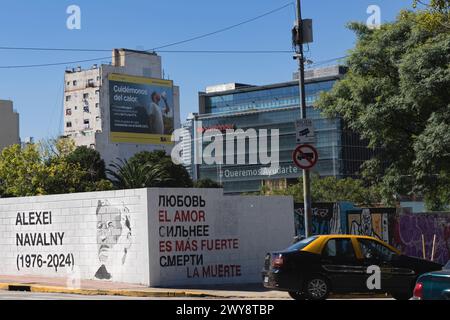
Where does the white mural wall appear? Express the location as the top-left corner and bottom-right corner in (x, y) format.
(148, 189), (294, 286)
(0, 189), (150, 285)
(0, 188), (294, 287)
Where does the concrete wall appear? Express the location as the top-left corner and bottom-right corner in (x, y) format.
(112, 49), (162, 78)
(0, 189), (150, 285)
(0, 189), (295, 287)
(391, 213), (450, 265)
(294, 202), (450, 265)
(64, 68), (102, 138)
(147, 189), (294, 286)
(0, 100), (20, 151)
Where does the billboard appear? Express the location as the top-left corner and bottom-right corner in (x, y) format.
(109, 73), (174, 144)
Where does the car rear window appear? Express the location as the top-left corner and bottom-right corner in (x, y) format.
(285, 236), (319, 251)
(445, 261), (450, 270)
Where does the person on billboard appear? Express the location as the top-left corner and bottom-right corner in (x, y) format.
(146, 91), (170, 134)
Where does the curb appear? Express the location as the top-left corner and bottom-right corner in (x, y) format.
(330, 293), (391, 299)
(0, 283), (220, 298)
(0, 282), (391, 299)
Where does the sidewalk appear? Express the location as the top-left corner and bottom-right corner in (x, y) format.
(0, 275), (290, 299)
(0, 275), (390, 299)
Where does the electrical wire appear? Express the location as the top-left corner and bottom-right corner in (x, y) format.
(0, 52), (349, 70)
(158, 50), (294, 54)
(0, 2), (294, 69)
(150, 2), (294, 51)
(0, 51), (295, 69)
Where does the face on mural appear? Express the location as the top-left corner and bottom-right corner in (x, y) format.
(96, 206), (123, 263)
(361, 209), (373, 235)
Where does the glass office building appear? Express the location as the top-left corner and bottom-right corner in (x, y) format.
(188, 66), (374, 194)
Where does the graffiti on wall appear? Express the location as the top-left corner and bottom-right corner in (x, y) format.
(294, 203), (341, 236)
(347, 208), (394, 243)
(392, 214), (450, 265)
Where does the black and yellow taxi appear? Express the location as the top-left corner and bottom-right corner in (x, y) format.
(262, 235), (442, 300)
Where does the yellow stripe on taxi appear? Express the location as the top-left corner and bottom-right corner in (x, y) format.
(301, 235), (401, 259)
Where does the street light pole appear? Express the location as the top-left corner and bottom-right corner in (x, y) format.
(295, 0), (312, 238)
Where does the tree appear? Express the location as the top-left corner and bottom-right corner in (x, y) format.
(413, 0), (450, 30)
(193, 178), (222, 189)
(127, 151), (193, 188)
(40, 137), (76, 161)
(0, 144), (48, 196)
(66, 146), (107, 182)
(0, 141), (113, 197)
(0, 178), (5, 197)
(65, 146), (113, 192)
(106, 158), (173, 189)
(264, 175), (382, 206)
(42, 156), (88, 195)
(316, 11), (450, 210)
(0, 143), (86, 196)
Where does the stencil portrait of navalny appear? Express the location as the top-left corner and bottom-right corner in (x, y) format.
(94, 200), (132, 280)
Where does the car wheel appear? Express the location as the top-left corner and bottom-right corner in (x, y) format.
(391, 292), (412, 300)
(288, 291), (306, 300)
(304, 276), (330, 300)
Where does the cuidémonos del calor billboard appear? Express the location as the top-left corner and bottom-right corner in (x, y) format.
(109, 73), (174, 145)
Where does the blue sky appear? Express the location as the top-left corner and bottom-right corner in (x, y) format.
(0, 0), (412, 141)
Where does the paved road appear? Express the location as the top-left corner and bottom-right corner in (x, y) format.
(0, 291), (155, 300)
(0, 290), (394, 300)
(0, 291), (281, 300)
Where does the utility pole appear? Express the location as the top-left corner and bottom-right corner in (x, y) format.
(294, 0), (312, 238)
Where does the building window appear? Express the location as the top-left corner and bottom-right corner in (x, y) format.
(95, 103), (99, 108)
(73, 80), (77, 86)
(87, 79), (95, 88)
(65, 95), (71, 102)
(83, 93), (89, 99)
(65, 108), (72, 116)
(66, 122), (72, 128)
(83, 105), (90, 113)
(84, 119), (90, 128)
(66, 81), (70, 86)
(95, 90), (100, 95)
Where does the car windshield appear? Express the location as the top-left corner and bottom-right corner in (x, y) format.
(444, 261), (450, 271)
(285, 236), (319, 251)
